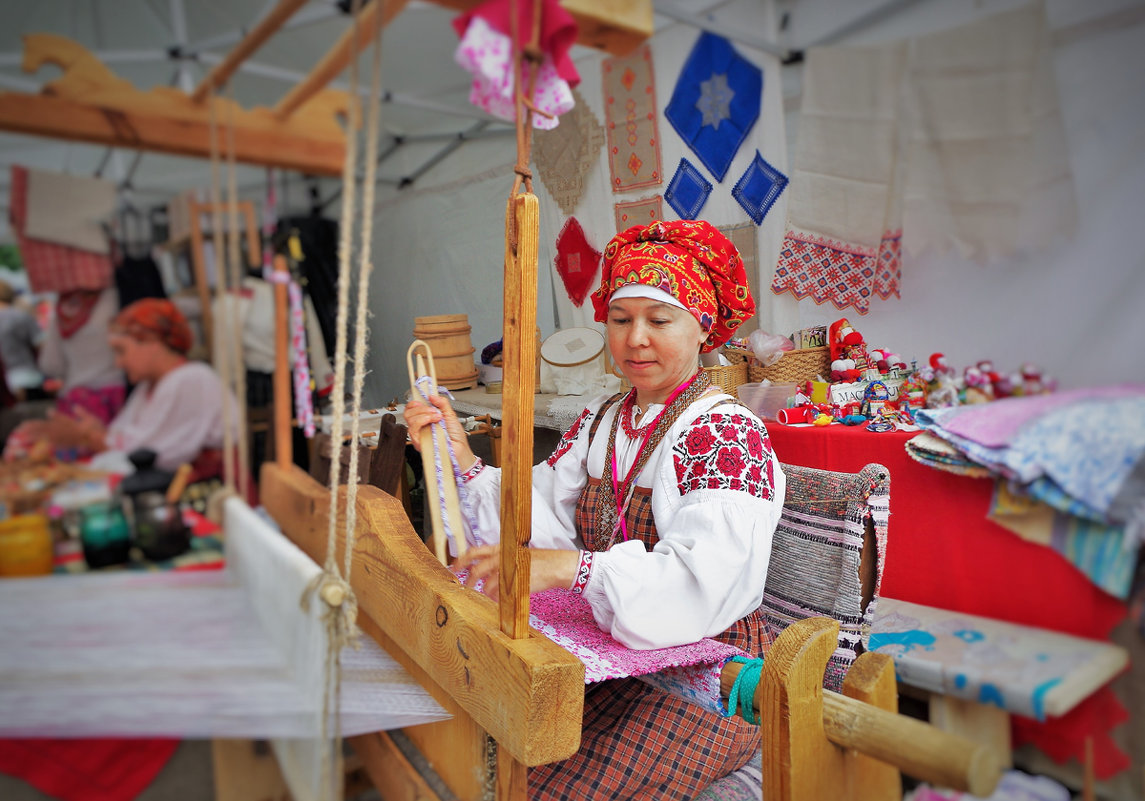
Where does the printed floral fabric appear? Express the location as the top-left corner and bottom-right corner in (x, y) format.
(672, 412), (775, 499)
(454, 16), (573, 130)
(592, 219), (756, 353)
(546, 407), (591, 467)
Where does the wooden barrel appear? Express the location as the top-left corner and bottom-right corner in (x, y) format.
(413, 314), (479, 390)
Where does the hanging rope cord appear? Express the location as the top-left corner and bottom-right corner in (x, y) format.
(299, 0), (387, 797)
(206, 89), (237, 496)
(224, 90), (251, 504)
(507, 0), (548, 243)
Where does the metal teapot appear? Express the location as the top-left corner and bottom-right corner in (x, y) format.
(119, 449), (191, 562)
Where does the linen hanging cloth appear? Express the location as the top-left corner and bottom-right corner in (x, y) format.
(771, 42), (907, 315)
(601, 44), (663, 191)
(8, 166), (114, 293)
(901, 0), (1075, 261)
(24, 167), (117, 254)
(773, 0), (1076, 314)
(534, 87), (605, 215)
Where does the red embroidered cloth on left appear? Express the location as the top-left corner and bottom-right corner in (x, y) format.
(554, 217), (601, 307)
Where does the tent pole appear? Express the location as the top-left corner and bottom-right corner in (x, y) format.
(273, 0), (410, 119)
(192, 0), (311, 103)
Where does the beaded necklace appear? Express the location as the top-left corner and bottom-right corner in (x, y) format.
(595, 370), (712, 550)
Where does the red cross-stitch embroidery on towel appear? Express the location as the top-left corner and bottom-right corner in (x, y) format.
(873, 229), (902, 300)
(671, 413), (775, 498)
(554, 217), (602, 307)
(547, 407), (592, 467)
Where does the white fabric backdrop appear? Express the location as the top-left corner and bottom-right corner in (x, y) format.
(364, 0), (793, 405)
(363, 0), (1145, 405)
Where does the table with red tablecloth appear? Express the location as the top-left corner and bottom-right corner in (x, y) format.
(765, 421), (1131, 777)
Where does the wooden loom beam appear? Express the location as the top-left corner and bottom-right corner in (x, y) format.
(0, 34), (348, 175)
(260, 462), (586, 771)
(192, 0), (312, 103)
(273, 0), (410, 119)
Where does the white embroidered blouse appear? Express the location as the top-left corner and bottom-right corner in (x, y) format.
(461, 390), (785, 650)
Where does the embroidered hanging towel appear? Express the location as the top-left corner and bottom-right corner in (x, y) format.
(770, 42), (907, 315)
(902, 0), (1075, 261)
(665, 32), (762, 183)
(613, 195), (663, 233)
(602, 44), (663, 192)
(554, 216), (601, 307)
(9, 166), (114, 294)
(535, 87), (605, 215)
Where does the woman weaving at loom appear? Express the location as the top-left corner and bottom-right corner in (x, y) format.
(405, 219), (785, 799)
(17, 297), (233, 474)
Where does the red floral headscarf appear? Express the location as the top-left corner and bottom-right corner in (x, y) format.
(591, 220), (756, 353)
(111, 298), (193, 355)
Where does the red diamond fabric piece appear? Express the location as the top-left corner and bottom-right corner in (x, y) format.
(554, 217), (602, 307)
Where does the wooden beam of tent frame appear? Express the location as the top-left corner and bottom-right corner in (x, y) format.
(192, 0), (313, 103)
(0, 33), (351, 175)
(273, 0), (411, 119)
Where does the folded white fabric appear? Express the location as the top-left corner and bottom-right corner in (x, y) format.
(24, 168), (118, 254)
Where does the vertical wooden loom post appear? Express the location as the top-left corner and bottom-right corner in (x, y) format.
(498, 192), (540, 801)
(499, 192), (539, 638)
(273, 253), (293, 469)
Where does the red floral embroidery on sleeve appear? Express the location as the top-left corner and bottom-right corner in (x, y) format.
(546, 407), (592, 468)
(672, 412), (775, 499)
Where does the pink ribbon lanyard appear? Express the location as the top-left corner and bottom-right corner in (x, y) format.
(607, 375), (695, 543)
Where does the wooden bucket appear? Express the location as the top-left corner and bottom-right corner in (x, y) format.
(413, 314), (478, 390)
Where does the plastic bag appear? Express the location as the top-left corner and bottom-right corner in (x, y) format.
(748, 330), (794, 367)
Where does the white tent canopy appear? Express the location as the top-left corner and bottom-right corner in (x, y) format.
(1, 0), (1141, 403)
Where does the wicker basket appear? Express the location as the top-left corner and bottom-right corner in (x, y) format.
(704, 362), (748, 395)
(748, 346), (831, 385)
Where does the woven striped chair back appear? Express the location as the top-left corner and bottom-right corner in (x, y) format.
(762, 462), (890, 690)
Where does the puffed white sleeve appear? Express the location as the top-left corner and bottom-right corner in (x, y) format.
(456, 396), (613, 550)
(580, 408), (786, 649)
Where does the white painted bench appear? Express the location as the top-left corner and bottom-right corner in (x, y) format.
(868, 597), (1130, 763)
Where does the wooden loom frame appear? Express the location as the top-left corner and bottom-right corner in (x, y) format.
(0, 4), (1001, 799)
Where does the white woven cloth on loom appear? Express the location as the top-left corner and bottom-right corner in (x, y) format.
(0, 498), (448, 740)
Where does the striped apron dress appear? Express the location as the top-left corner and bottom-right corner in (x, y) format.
(530, 398), (768, 800)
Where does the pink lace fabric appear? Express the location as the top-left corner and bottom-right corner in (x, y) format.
(529, 588), (743, 684)
(454, 16), (573, 130)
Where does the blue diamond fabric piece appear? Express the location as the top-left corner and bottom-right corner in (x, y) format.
(665, 32), (763, 183)
(664, 159), (713, 220)
(732, 151), (789, 225)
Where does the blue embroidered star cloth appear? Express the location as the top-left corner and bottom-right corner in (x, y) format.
(732, 151), (788, 225)
(664, 159), (712, 220)
(665, 32), (762, 183)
